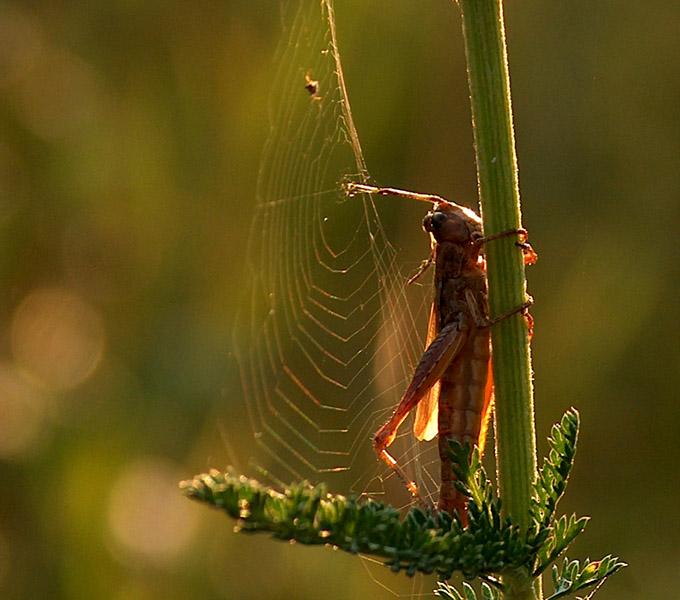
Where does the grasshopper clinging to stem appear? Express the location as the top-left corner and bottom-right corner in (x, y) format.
(347, 182), (536, 524)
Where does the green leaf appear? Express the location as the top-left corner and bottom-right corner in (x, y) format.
(434, 580), (500, 600)
(535, 514), (589, 576)
(480, 581), (501, 600)
(463, 581), (477, 600)
(532, 409), (580, 529)
(435, 581), (464, 600)
(546, 555), (627, 600)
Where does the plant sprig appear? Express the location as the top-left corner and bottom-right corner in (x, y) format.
(181, 409), (625, 599)
(181, 463), (535, 581)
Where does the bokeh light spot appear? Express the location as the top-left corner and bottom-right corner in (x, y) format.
(11, 288), (105, 391)
(107, 458), (199, 567)
(0, 363), (49, 458)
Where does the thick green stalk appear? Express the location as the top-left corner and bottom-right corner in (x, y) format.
(456, 0), (539, 598)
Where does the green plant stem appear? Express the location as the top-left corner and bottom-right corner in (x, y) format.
(457, 0), (539, 598)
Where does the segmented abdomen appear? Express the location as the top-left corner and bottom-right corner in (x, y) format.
(436, 324), (490, 520)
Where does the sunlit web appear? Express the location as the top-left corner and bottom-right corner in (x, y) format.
(233, 0), (441, 510)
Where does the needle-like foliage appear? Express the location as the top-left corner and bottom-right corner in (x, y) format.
(181, 463), (536, 580)
(181, 409), (624, 599)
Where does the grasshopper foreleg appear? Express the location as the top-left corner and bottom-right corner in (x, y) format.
(464, 289), (533, 330)
(407, 246), (436, 285)
(474, 227), (538, 266)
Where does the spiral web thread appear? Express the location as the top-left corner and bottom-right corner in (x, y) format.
(233, 0), (441, 510)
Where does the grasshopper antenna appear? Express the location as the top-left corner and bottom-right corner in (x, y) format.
(346, 182), (456, 208)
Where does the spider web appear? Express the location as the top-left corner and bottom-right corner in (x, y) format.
(233, 0), (441, 509)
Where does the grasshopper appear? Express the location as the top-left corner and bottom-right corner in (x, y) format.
(347, 183), (535, 523)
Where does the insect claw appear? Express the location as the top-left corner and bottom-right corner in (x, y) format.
(516, 236), (538, 266)
(475, 227), (538, 266)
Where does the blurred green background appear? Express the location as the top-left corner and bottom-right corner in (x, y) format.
(1, 1), (678, 599)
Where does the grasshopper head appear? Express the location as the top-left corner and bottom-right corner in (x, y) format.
(423, 203), (482, 245)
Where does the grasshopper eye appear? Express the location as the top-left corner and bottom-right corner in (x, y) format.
(424, 211), (446, 233)
(431, 212), (447, 228)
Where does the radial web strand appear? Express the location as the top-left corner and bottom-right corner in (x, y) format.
(233, 0), (440, 508)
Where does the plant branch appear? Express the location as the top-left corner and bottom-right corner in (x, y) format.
(180, 454), (540, 582)
(182, 411), (624, 599)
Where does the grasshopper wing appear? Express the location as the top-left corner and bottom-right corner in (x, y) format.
(476, 357), (494, 455)
(414, 302), (441, 441)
